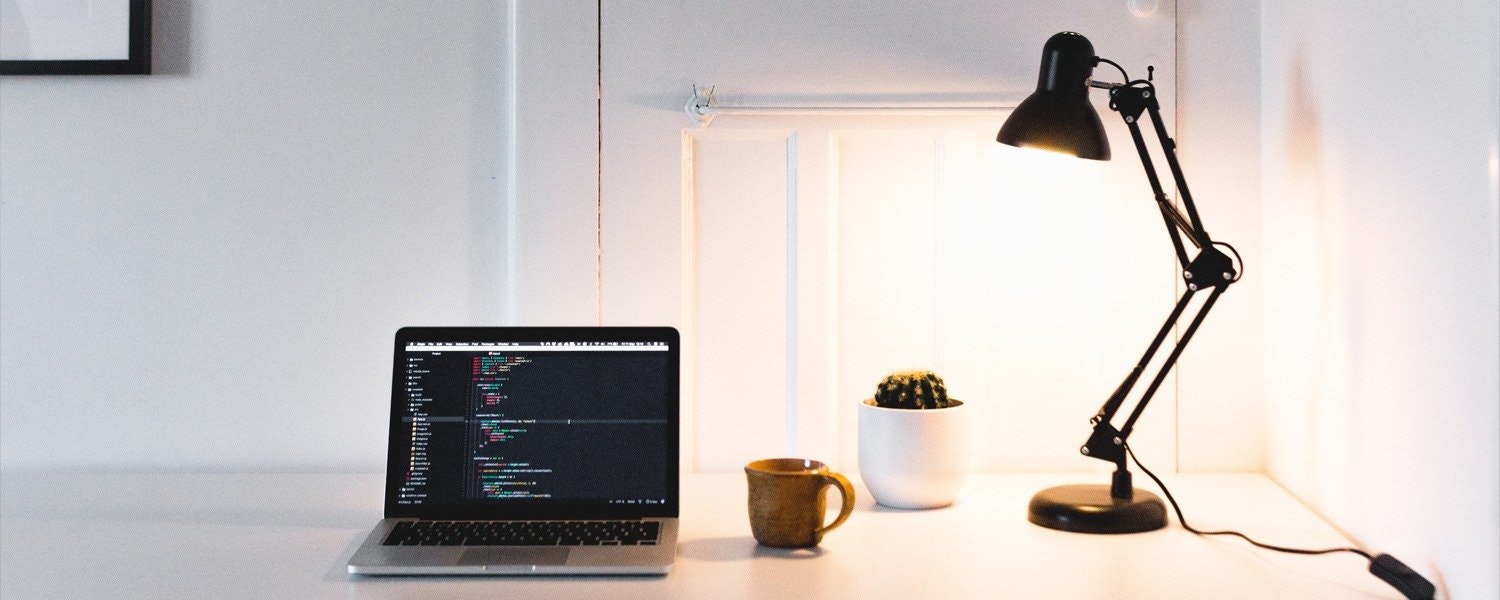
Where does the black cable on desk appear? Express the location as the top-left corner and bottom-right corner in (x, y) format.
(1125, 444), (1437, 600)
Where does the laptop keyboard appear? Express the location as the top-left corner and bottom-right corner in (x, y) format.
(382, 520), (661, 547)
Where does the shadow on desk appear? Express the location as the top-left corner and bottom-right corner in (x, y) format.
(679, 536), (825, 562)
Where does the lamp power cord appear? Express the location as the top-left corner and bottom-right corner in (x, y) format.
(1124, 444), (1438, 600)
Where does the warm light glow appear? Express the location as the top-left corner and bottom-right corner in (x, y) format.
(832, 127), (1177, 472)
(1005, 142), (1084, 159)
(967, 141), (1101, 249)
(940, 135), (1170, 471)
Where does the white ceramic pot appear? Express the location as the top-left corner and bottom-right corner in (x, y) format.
(857, 398), (972, 509)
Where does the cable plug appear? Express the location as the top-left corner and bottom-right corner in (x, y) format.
(1368, 553), (1436, 600)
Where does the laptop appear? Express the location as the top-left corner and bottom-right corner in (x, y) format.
(348, 326), (680, 575)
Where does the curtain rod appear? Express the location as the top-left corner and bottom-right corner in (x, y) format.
(685, 87), (1017, 128)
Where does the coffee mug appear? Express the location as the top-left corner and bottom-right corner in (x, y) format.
(744, 458), (856, 548)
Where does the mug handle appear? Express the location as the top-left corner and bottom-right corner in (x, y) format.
(816, 472), (856, 537)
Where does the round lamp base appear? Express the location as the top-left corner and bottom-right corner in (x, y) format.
(1028, 484), (1167, 534)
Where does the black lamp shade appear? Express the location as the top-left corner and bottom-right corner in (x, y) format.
(996, 32), (1111, 161)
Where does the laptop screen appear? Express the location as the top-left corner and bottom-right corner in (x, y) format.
(384, 327), (679, 520)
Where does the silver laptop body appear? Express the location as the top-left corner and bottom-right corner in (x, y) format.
(348, 327), (680, 575)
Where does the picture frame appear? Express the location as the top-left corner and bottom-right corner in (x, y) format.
(0, 0), (151, 75)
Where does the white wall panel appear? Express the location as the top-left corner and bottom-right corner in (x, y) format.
(685, 132), (794, 471)
(639, 116), (1183, 474)
(603, 1), (1194, 473)
(832, 131), (943, 471)
(826, 128), (1178, 472)
(1175, 0), (1265, 472)
(835, 132), (943, 383)
(510, 0), (601, 326)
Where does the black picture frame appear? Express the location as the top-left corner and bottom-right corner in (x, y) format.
(1, 0), (151, 75)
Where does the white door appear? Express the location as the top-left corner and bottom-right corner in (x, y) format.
(598, 1), (1181, 473)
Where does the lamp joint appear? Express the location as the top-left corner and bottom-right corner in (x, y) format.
(1107, 83), (1154, 121)
(1082, 421), (1127, 465)
(1184, 246), (1237, 289)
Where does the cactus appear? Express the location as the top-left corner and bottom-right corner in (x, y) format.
(873, 370), (953, 409)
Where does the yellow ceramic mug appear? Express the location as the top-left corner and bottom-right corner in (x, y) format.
(744, 458), (856, 548)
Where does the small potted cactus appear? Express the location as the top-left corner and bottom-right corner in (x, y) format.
(858, 370), (972, 509)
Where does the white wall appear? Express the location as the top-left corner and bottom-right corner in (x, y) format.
(0, 1), (1243, 478)
(0, 2), (508, 471)
(508, 0), (600, 326)
(596, 0), (1210, 475)
(1176, 0), (1265, 472)
(6, 7), (1498, 595)
(1260, 0), (1500, 597)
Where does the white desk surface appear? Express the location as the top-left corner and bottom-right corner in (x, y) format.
(0, 472), (1403, 599)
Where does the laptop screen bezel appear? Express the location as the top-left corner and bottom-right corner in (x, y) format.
(383, 326), (680, 520)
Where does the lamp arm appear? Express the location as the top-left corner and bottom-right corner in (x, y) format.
(1117, 286), (1224, 439)
(1082, 287), (1213, 463)
(1079, 76), (1239, 492)
(1090, 290), (1196, 433)
(1123, 114), (1196, 268)
(1145, 97), (1212, 244)
(1111, 81), (1218, 265)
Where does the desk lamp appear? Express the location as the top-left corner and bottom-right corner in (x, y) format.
(994, 33), (1441, 600)
(997, 32), (1240, 534)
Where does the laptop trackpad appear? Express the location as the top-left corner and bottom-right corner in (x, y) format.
(459, 547), (570, 566)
